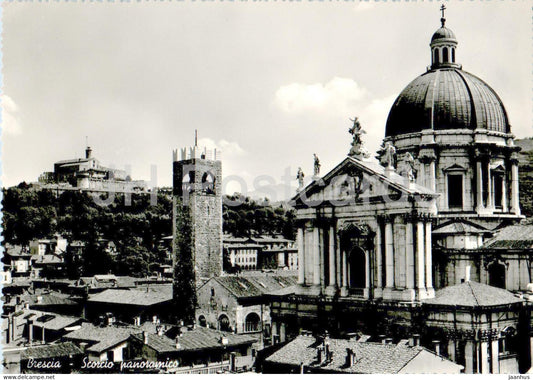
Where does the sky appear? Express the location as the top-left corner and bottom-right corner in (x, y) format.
(2, 1), (532, 200)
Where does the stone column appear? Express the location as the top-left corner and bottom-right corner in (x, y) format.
(279, 322), (286, 343)
(313, 228), (321, 286)
(375, 224), (383, 289)
(476, 160), (484, 212)
(447, 340), (456, 362)
(464, 340), (474, 374)
(336, 234), (342, 288)
(429, 160), (436, 192)
(319, 228), (325, 287)
(328, 226), (336, 287)
(501, 173), (508, 213)
(342, 250), (348, 288)
(480, 341), (489, 374)
(486, 162), (493, 211)
(416, 221), (426, 291)
(425, 221), (433, 291)
(511, 161), (521, 215)
(297, 228), (305, 285)
(385, 220), (394, 289)
(491, 339), (499, 374)
(405, 222), (415, 289)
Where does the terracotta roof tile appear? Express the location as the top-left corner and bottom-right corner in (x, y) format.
(265, 336), (461, 374)
(21, 342), (83, 360)
(423, 281), (523, 307)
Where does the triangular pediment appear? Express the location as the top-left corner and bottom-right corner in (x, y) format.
(291, 157), (436, 208)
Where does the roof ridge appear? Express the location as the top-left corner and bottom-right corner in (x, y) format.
(467, 281), (481, 307)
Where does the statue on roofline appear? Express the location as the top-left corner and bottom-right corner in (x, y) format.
(296, 167), (305, 189)
(348, 117), (370, 159)
(313, 154), (321, 177)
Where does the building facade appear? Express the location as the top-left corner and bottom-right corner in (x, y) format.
(268, 13), (533, 374)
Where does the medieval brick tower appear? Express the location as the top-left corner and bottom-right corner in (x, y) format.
(172, 136), (223, 323)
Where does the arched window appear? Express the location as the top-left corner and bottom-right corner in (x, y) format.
(452, 48), (455, 63)
(245, 313), (260, 333)
(488, 262), (506, 289)
(218, 314), (231, 332)
(434, 49), (440, 64)
(202, 171), (216, 195)
(181, 171), (195, 195)
(198, 315), (207, 327)
(443, 47), (449, 63)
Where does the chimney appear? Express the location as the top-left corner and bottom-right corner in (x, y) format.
(316, 347), (322, 363)
(385, 338), (393, 345)
(79, 342), (89, 351)
(28, 320), (34, 346)
(432, 340), (441, 355)
(465, 265), (471, 282)
(175, 337), (181, 350)
(24, 302), (29, 310)
(37, 295), (43, 304)
(152, 315), (158, 324)
(85, 146), (92, 159)
(412, 334), (420, 346)
(345, 348), (355, 367)
(379, 335), (386, 344)
(143, 331), (148, 345)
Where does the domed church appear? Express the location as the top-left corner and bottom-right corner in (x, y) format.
(268, 9), (533, 374)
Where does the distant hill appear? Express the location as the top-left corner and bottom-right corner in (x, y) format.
(516, 138), (533, 217)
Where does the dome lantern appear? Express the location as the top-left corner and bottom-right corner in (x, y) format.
(430, 5), (459, 69)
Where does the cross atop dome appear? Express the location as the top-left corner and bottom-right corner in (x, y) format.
(440, 4), (446, 26)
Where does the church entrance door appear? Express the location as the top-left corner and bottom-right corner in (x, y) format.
(348, 247), (366, 289)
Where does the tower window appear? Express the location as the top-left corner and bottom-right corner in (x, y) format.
(451, 48), (455, 62)
(493, 173), (504, 208)
(434, 49), (440, 64)
(447, 174), (463, 208)
(202, 172), (216, 195)
(443, 47), (449, 63)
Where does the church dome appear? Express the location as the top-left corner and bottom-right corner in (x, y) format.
(385, 68), (510, 137)
(431, 26), (456, 42)
(385, 11), (510, 138)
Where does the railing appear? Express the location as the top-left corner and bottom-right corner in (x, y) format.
(348, 288), (365, 297)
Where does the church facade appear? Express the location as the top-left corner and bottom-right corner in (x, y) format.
(268, 12), (532, 374)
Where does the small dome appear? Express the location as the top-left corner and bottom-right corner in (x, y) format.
(385, 68), (510, 137)
(431, 26), (457, 42)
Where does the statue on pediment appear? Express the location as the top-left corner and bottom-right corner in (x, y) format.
(348, 117), (370, 159)
(378, 141), (397, 170)
(296, 167), (305, 189)
(313, 154), (321, 176)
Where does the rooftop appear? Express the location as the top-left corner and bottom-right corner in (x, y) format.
(265, 335), (461, 374)
(482, 224), (533, 249)
(21, 342), (83, 360)
(206, 273), (298, 299)
(87, 285), (172, 306)
(132, 326), (257, 354)
(433, 220), (489, 235)
(63, 323), (140, 353)
(423, 281), (523, 308)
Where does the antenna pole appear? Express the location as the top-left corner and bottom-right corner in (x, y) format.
(195, 130), (198, 146)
